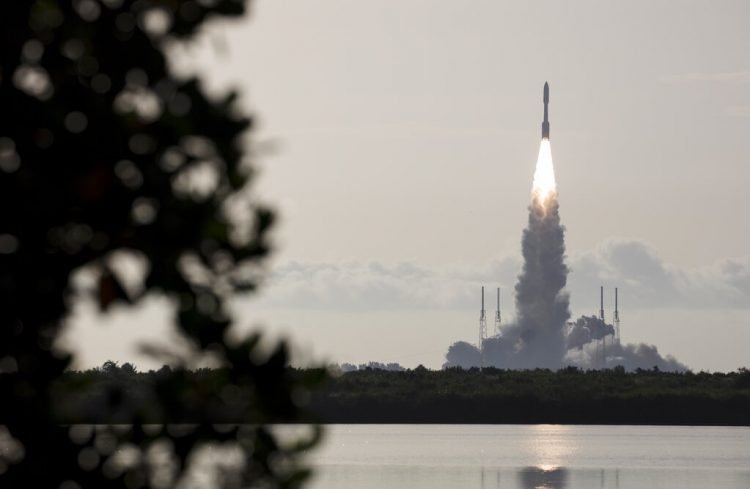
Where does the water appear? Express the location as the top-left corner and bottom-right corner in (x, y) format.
(305, 425), (750, 489)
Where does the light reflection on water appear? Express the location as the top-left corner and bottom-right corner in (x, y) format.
(306, 425), (750, 489)
(518, 466), (568, 489)
(526, 424), (575, 470)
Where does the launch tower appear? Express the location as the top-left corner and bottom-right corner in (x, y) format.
(479, 286), (487, 348)
(600, 285), (607, 368)
(614, 287), (621, 345)
(494, 288), (502, 336)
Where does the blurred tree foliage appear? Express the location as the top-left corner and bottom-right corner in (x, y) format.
(52, 365), (329, 424)
(0, 1), (323, 487)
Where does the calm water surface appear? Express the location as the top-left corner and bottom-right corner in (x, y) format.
(305, 425), (750, 489)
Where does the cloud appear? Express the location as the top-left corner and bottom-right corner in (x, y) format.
(659, 70), (750, 84)
(249, 240), (750, 312)
(253, 259), (519, 311)
(567, 239), (681, 308)
(568, 239), (750, 310)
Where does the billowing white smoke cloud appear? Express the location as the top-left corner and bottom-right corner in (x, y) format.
(448, 184), (575, 370)
(511, 191), (570, 368)
(564, 341), (687, 372)
(444, 322), (689, 371)
(444, 341), (481, 369)
(566, 315), (614, 350)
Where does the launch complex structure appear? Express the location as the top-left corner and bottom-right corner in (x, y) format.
(477, 285), (622, 369)
(477, 286), (504, 352)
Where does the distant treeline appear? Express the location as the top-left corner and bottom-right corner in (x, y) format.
(42, 362), (750, 425)
(311, 366), (750, 426)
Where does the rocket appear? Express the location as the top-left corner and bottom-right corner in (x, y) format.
(542, 81), (550, 139)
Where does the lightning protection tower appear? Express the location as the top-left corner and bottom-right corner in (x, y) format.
(479, 286), (487, 355)
(600, 285), (607, 368)
(614, 287), (621, 345)
(494, 288), (502, 335)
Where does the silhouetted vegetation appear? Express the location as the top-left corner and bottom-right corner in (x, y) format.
(46, 365), (750, 426)
(309, 366), (750, 425)
(1, 1), (323, 487)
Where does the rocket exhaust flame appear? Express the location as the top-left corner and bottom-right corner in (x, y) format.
(532, 138), (557, 210)
(534, 82), (556, 211)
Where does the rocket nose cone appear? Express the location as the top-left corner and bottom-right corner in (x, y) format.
(543, 82), (549, 102)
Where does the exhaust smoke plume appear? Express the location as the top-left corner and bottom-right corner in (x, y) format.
(564, 340), (687, 372)
(512, 138), (570, 368)
(566, 315), (614, 350)
(444, 139), (687, 372)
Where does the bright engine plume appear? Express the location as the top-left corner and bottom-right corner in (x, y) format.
(532, 138), (557, 209)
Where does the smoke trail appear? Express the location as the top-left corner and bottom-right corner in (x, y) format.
(512, 184), (571, 367)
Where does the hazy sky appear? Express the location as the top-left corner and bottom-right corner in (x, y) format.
(63, 0), (750, 371)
